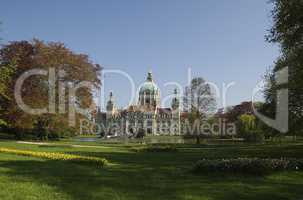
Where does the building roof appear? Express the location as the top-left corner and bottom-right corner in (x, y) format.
(156, 108), (172, 114)
(139, 72), (160, 95)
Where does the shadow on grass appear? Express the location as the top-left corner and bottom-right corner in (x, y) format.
(1, 153), (303, 200)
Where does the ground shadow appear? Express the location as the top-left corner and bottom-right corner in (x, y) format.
(1, 152), (303, 200)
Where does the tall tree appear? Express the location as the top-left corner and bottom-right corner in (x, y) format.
(0, 39), (102, 139)
(265, 0), (303, 135)
(183, 77), (216, 115)
(0, 61), (15, 126)
(183, 77), (216, 143)
(0, 21), (15, 126)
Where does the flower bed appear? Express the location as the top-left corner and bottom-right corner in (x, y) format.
(192, 158), (303, 175)
(132, 145), (178, 153)
(0, 147), (108, 167)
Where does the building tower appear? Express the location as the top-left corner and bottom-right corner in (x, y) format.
(106, 91), (116, 115)
(171, 88), (181, 135)
(138, 71), (160, 109)
(171, 88), (180, 110)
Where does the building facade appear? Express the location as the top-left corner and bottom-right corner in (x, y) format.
(96, 72), (181, 136)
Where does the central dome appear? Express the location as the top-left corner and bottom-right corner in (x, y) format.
(138, 71), (160, 108)
(139, 72), (159, 95)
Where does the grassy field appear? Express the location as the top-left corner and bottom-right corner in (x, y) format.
(0, 139), (303, 200)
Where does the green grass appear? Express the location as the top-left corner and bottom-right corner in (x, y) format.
(1, 139), (303, 200)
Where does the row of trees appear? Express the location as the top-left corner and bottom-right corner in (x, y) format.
(1, 0), (302, 141)
(0, 38), (102, 140)
(183, 0), (303, 143)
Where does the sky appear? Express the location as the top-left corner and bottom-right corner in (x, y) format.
(0, 0), (280, 110)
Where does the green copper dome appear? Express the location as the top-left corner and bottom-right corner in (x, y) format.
(139, 72), (159, 94)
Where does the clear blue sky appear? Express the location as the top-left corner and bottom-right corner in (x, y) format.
(0, 0), (279, 110)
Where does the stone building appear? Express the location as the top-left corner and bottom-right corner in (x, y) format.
(96, 72), (181, 136)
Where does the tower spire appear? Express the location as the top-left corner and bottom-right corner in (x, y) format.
(106, 91), (115, 113)
(171, 88), (180, 110)
(109, 91), (113, 101)
(147, 71), (153, 82)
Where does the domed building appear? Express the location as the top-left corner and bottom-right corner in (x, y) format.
(138, 72), (160, 108)
(97, 71), (181, 136)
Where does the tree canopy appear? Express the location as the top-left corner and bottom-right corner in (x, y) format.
(0, 39), (102, 139)
(265, 0), (303, 134)
(183, 77), (216, 115)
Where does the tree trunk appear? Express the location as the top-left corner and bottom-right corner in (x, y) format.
(196, 135), (200, 144)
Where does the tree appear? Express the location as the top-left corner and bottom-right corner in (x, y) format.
(224, 101), (254, 123)
(264, 0), (303, 136)
(183, 77), (216, 114)
(0, 61), (15, 126)
(135, 128), (145, 139)
(183, 77), (216, 144)
(239, 114), (256, 133)
(0, 21), (15, 126)
(0, 39), (102, 139)
(238, 114), (265, 142)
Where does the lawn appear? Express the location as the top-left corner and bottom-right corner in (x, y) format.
(0, 139), (303, 200)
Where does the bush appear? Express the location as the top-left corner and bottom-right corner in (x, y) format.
(237, 114), (266, 143)
(0, 148), (108, 167)
(132, 145), (178, 153)
(243, 130), (265, 143)
(192, 158), (303, 175)
(135, 128), (145, 139)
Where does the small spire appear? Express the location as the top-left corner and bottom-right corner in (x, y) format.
(147, 71), (153, 82)
(109, 91), (113, 101)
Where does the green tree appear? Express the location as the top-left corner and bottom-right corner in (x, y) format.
(0, 62), (15, 126)
(0, 21), (15, 126)
(238, 114), (264, 142)
(239, 114), (256, 133)
(265, 0), (303, 137)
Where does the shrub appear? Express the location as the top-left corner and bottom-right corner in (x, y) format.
(192, 158), (303, 175)
(243, 130), (265, 143)
(237, 114), (265, 143)
(132, 145), (178, 153)
(135, 128), (145, 139)
(0, 148), (108, 167)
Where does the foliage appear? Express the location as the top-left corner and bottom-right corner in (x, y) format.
(0, 52), (15, 126)
(224, 102), (254, 123)
(263, 0), (303, 135)
(239, 114), (256, 132)
(0, 40), (102, 139)
(0, 119), (7, 126)
(243, 130), (265, 143)
(192, 157), (303, 175)
(33, 116), (51, 141)
(183, 77), (216, 114)
(0, 61), (15, 99)
(135, 128), (145, 139)
(132, 145), (178, 152)
(237, 114), (265, 142)
(182, 77), (217, 144)
(0, 147), (108, 167)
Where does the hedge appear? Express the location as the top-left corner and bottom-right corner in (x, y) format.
(192, 158), (303, 175)
(0, 148), (108, 167)
(132, 145), (178, 153)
